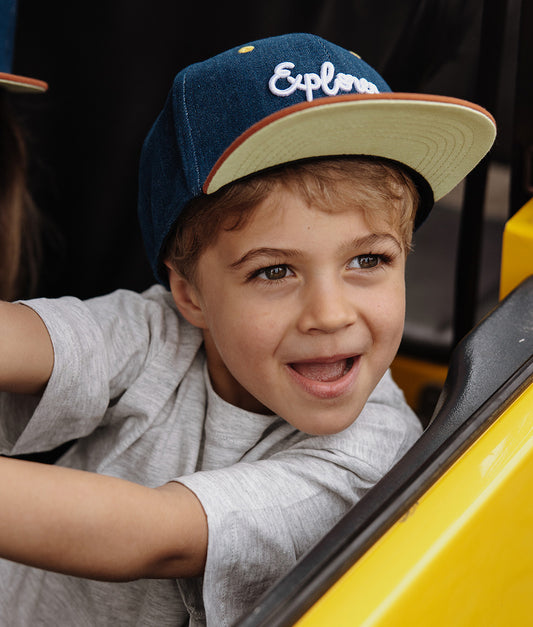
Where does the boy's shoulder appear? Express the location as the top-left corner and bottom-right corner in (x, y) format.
(23, 285), (204, 387)
(85, 284), (204, 357)
(304, 370), (422, 477)
(84, 284), (191, 333)
(91, 284), (176, 312)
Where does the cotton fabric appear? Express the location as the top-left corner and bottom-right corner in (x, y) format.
(0, 286), (421, 626)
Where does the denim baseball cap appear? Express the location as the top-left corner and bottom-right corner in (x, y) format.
(139, 33), (496, 285)
(0, 0), (47, 92)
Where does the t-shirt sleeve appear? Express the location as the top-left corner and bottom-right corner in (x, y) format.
(0, 287), (185, 455)
(178, 378), (421, 626)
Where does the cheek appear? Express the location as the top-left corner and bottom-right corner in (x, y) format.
(207, 307), (280, 365)
(370, 283), (406, 345)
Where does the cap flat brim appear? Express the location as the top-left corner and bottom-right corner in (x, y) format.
(205, 93), (496, 205)
(0, 72), (48, 93)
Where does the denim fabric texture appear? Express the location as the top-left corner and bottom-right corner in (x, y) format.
(0, 0), (47, 91)
(138, 33), (394, 285)
(0, 0), (17, 72)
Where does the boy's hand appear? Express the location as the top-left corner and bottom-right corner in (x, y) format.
(0, 457), (208, 580)
(0, 302), (54, 394)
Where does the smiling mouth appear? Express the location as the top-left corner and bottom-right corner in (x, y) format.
(290, 357), (355, 382)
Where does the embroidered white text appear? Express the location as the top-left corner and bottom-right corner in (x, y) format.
(268, 61), (379, 102)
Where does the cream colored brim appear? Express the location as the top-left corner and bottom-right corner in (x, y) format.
(0, 72), (47, 93)
(205, 93), (496, 202)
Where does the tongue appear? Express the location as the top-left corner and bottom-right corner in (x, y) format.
(292, 360), (348, 382)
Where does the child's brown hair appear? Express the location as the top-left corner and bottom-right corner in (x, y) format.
(163, 156), (419, 284)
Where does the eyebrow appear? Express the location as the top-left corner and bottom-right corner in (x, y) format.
(343, 233), (403, 255)
(229, 233), (402, 270)
(229, 247), (301, 270)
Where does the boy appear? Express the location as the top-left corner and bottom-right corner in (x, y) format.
(0, 34), (495, 626)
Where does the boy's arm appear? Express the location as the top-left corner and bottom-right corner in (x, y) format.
(0, 456), (207, 580)
(0, 302), (54, 394)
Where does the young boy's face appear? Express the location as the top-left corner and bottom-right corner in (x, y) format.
(170, 185), (408, 435)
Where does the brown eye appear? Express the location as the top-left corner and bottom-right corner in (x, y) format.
(263, 265), (288, 280)
(349, 255), (380, 269)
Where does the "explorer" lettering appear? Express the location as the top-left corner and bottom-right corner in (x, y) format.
(268, 61), (379, 102)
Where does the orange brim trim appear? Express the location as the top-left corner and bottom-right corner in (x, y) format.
(0, 72), (48, 93)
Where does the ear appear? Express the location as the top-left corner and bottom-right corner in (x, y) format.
(165, 262), (207, 329)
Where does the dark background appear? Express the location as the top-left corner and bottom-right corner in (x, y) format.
(11, 0), (492, 300)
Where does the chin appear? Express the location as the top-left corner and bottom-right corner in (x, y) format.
(289, 411), (360, 436)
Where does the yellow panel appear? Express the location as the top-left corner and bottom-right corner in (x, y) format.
(390, 354), (447, 412)
(500, 198), (533, 299)
(296, 381), (533, 627)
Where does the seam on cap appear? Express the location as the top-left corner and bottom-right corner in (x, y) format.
(317, 36), (333, 62)
(181, 67), (201, 191)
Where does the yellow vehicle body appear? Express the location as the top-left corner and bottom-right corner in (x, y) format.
(390, 354), (447, 419)
(296, 380), (533, 626)
(500, 197), (533, 299)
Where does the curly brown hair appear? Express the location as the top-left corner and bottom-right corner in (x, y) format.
(163, 156), (419, 284)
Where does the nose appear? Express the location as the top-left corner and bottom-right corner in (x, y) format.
(297, 277), (357, 334)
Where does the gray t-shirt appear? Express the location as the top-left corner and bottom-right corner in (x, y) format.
(0, 286), (421, 626)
